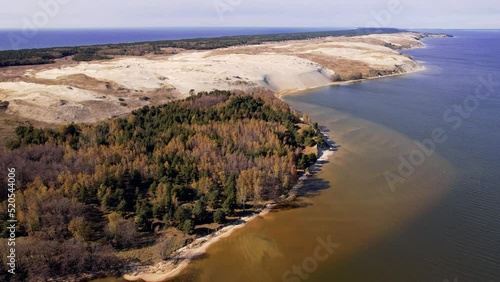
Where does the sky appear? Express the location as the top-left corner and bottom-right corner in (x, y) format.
(1, 0), (499, 29)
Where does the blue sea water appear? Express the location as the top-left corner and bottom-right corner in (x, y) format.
(281, 30), (500, 281)
(0, 27), (342, 50)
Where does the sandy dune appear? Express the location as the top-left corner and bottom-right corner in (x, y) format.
(0, 32), (427, 124)
(37, 53), (336, 94)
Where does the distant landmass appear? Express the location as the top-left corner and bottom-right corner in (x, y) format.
(0, 28), (408, 67)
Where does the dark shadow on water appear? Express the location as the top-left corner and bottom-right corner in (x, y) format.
(315, 158), (331, 166)
(297, 177), (331, 198)
(271, 178), (331, 212)
(330, 144), (341, 151)
(319, 126), (331, 133)
(271, 200), (312, 211)
(170, 253), (209, 262)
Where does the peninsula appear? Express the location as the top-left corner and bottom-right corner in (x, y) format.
(0, 29), (450, 282)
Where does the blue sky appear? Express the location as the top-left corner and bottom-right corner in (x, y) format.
(2, 0), (499, 29)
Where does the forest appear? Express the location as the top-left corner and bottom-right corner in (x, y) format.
(0, 89), (324, 281)
(0, 28), (405, 67)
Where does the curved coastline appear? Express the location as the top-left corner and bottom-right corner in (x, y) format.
(122, 52), (428, 282)
(276, 64), (426, 98)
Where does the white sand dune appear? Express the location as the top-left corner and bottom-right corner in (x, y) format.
(0, 81), (99, 101)
(36, 53), (337, 94)
(0, 79), (164, 123)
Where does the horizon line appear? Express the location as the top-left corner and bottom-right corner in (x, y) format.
(0, 26), (499, 31)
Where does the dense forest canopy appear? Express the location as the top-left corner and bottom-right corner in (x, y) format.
(0, 89), (324, 281)
(0, 28), (406, 67)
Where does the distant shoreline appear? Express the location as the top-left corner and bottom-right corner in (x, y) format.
(0, 28), (405, 53)
(0, 27), (348, 51)
(276, 64), (427, 98)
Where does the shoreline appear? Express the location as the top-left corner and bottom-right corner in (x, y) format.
(122, 36), (430, 282)
(123, 130), (336, 282)
(276, 64), (426, 98)
(274, 33), (451, 98)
